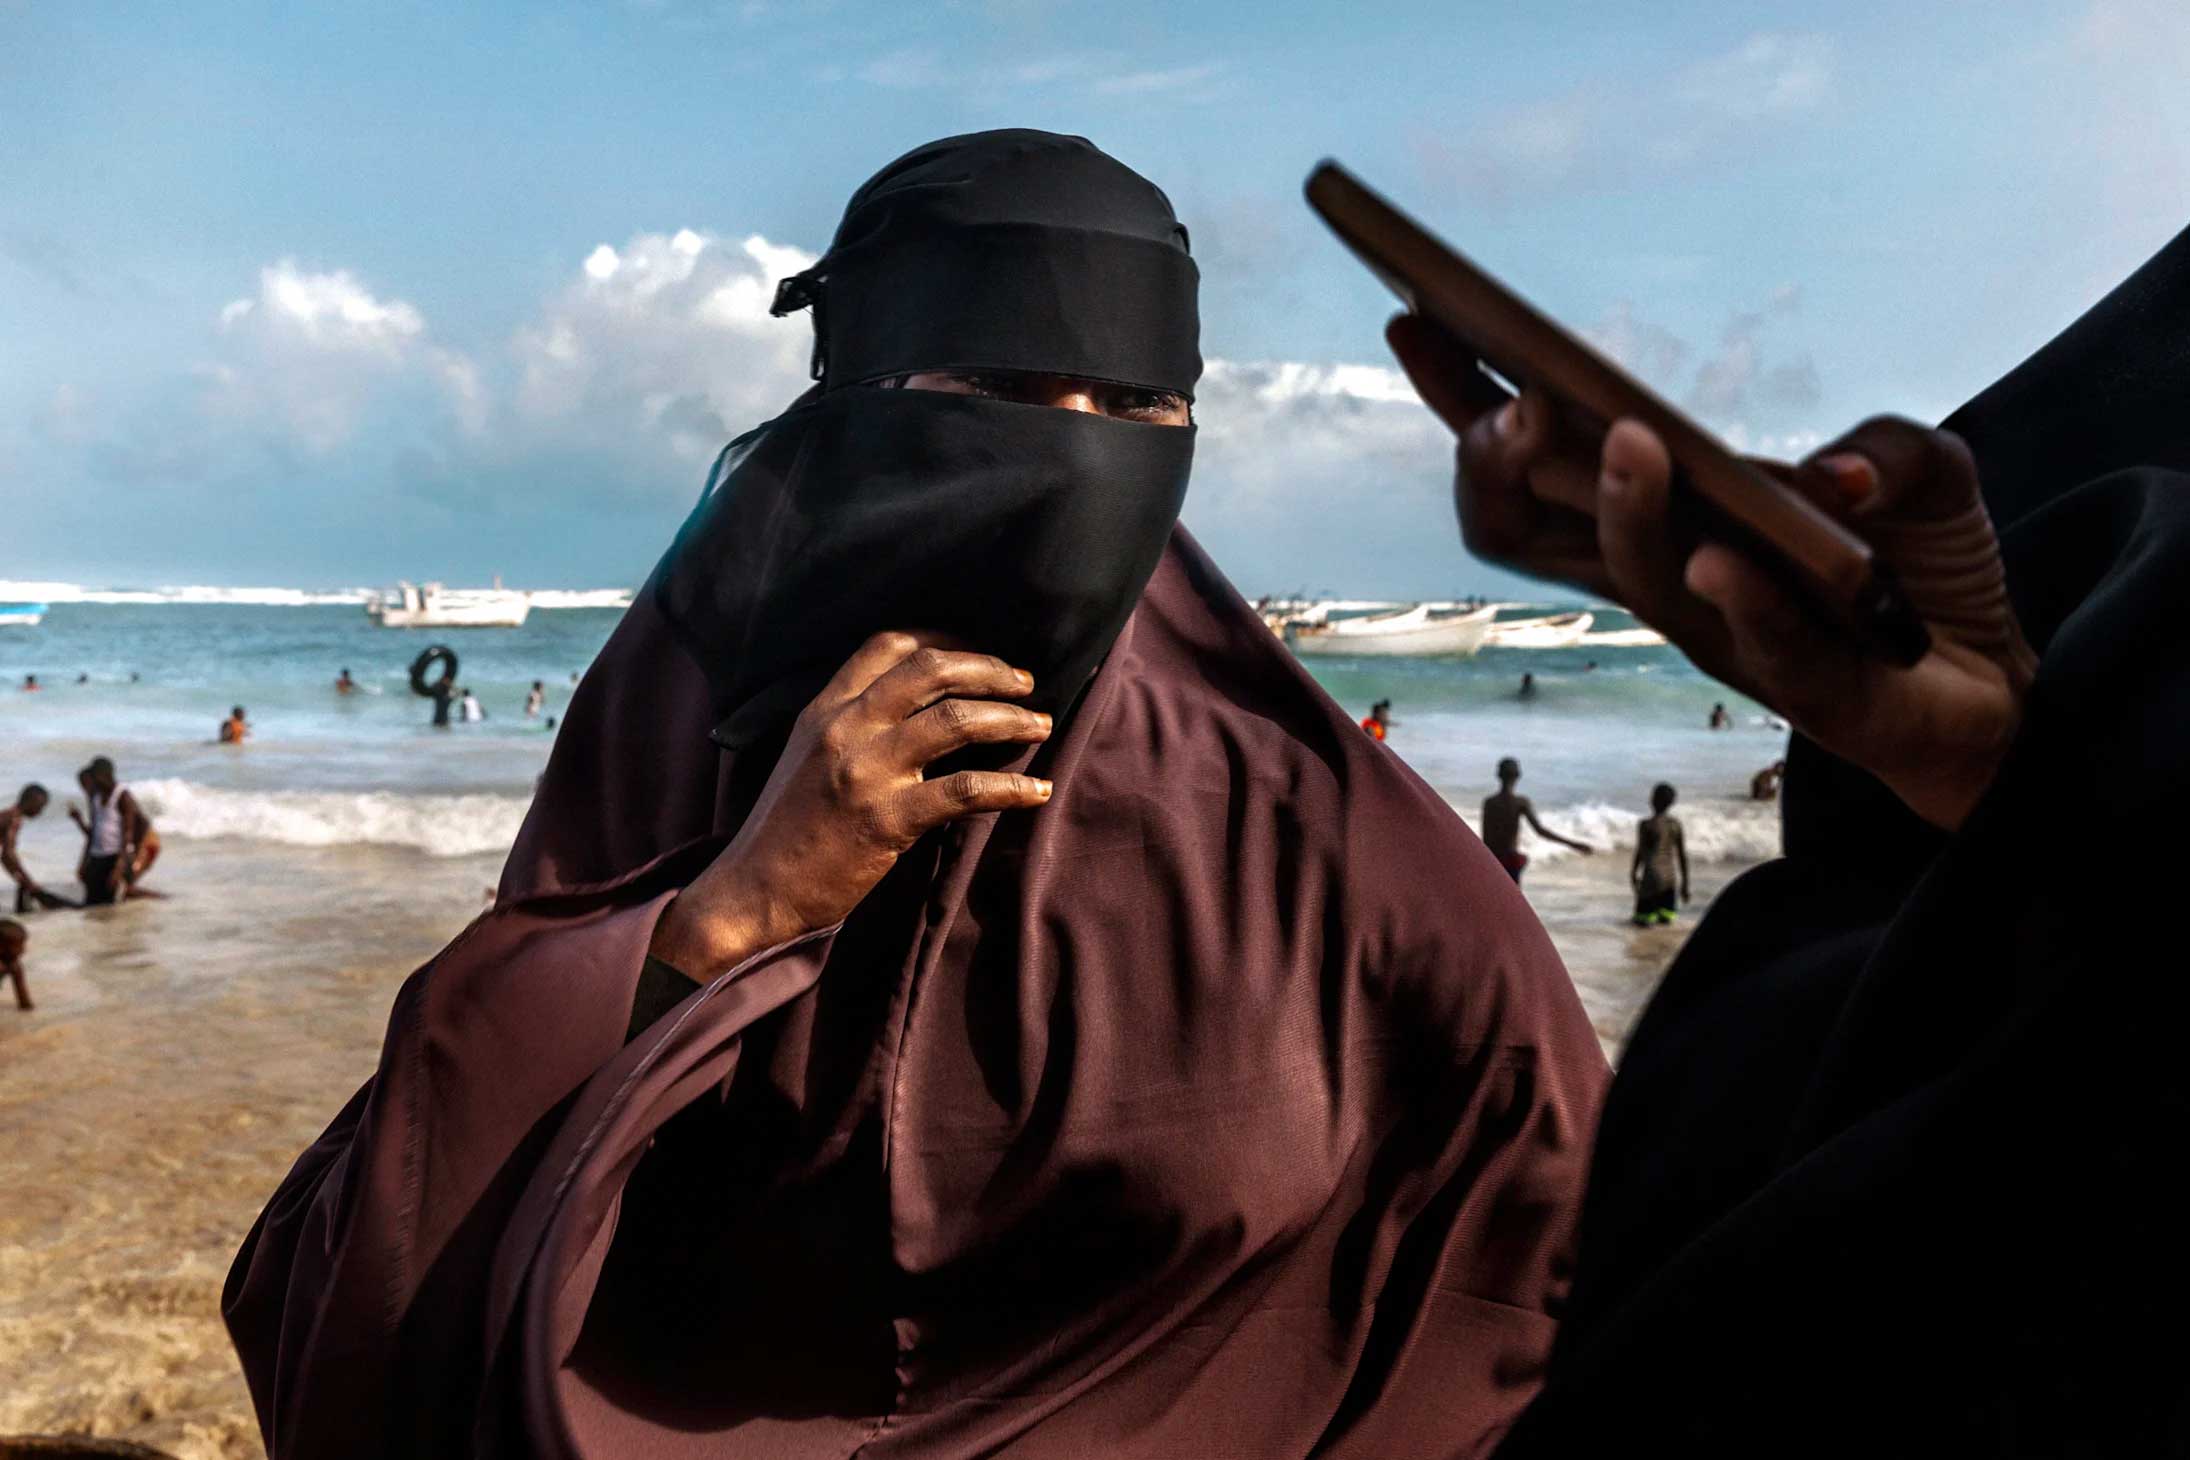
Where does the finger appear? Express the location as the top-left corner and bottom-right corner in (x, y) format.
(1801, 416), (1979, 522)
(896, 770), (1053, 836)
(1682, 540), (1870, 738)
(864, 645), (1034, 722)
(1386, 313), (1509, 432)
(818, 629), (929, 707)
(891, 698), (1052, 770)
(1595, 420), (1741, 675)
(1457, 391), (1604, 567)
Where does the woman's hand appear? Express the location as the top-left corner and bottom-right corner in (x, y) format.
(1386, 313), (2036, 832)
(648, 632), (1054, 981)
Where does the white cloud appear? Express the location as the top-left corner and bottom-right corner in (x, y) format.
(1583, 286), (1821, 446)
(222, 261), (425, 357)
(1425, 31), (1835, 201)
(207, 260), (477, 451)
(510, 227), (818, 465)
(1091, 62), (1226, 96)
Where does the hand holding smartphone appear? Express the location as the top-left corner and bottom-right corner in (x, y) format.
(1303, 160), (1930, 667)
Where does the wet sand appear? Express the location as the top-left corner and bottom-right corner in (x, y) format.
(0, 836), (1753, 1456)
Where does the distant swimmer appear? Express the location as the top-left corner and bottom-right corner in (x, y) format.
(525, 680), (545, 718)
(1481, 757), (1595, 883)
(336, 668), (357, 694)
(1708, 702), (1732, 730)
(220, 705), (251, 743)
(410, 646), (460, 727)
(1631, 783), (1689, 926)
(3, 785), (76, 914)
(21, 674), (38, 692)
(81, 757), (159, 905)
(1750, 759), (1787, 802)
(1359, 698), (1392, 741)
(460, 687), (485, 723)
(1, 919), (29, 1011)
(1518, 672), (1536, 700)
(75, 672), (88, 685)
(1584, 660), (1599, 672)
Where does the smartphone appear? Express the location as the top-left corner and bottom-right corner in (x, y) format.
(1304, 160), (1930, 667)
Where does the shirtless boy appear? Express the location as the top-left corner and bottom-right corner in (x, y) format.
(1481, 757), (1595, 883)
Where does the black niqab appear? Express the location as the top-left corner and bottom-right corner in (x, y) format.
(658, 131), (1201, 744)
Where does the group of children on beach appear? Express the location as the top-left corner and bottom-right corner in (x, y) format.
(1355, 700), (1697, 925)
(1475, 757), (1690, 926)
(0, 758), (162, 1011)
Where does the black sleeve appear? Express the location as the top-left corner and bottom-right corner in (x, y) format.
(625, 955), (700, 1044)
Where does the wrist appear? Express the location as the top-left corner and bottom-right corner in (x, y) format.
(649, 897), (762, 984)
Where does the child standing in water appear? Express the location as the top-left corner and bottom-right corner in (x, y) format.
(2, 918), (30, 1011)
(1631, 782), (1689, 926)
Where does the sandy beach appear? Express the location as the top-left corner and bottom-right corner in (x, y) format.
(0, 831), (1753, 1457)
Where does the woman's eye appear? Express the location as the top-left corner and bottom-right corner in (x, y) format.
(961, 374), (1029, 401)
(1115, 390), (1184, 421)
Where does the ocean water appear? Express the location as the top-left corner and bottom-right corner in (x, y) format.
(0, 597), (1787, 869)
(0, 594), (1784, 1456)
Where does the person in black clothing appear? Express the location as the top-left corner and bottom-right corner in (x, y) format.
(1391, 209), (2190, 1452)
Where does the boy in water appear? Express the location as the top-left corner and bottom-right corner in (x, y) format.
(79, 758), (159, 904)
(1, 918), (28, 1010)
(2, 785), (75, 913)
(220, 705), (251, 743)
(1631, 782), (1690, 926)
(1359, 699), (1392, 741)
(1481, 757), (1595, 883)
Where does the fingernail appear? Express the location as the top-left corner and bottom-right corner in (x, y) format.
(1815, 452), (1879, 512)
(1493, 400), (1521, 439)
(1035, 779), (1054, 799)
(1034, 712), (1053, 734)
(1015, 669), (1035, 690)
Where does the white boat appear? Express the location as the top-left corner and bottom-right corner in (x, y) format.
(1289, 603), (1498, 658)
(0, 602), (46, 627)
(365, 582), (531, 629)
(1485, 611), (1595, 649)
(1577, 627), (1669, 648)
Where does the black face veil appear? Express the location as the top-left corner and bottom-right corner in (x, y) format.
(657, 130), (1202, 745)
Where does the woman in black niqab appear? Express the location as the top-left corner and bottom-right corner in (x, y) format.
(1480, 228), (2190, 1454)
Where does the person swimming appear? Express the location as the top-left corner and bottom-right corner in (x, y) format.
(219, 705), (251, 743)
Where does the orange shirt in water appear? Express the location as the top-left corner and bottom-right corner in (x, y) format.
(1360, 716), (1386, 741)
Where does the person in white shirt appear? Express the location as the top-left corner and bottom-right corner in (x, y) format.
(460, 688), (485, 723)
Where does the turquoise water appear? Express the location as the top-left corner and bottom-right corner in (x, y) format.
(0, 600), (1784, 862)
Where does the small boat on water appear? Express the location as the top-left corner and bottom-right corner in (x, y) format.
(1484, 611), (1595, 649)
(365, 582), (531, 629)
(1577, 627), (1669, 648)
(1288, 603), (1499, 658)
(0, 602), (47, 627)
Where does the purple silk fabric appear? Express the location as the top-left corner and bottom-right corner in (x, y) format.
(226, 528), (1608, 1458)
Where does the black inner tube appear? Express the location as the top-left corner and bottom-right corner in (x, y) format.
(408, 644), (459, 697)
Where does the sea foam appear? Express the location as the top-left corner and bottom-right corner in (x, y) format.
(135, 779), (531, 858)
(1456, 797), (1782, 866)
(128, 778), (1778, 868)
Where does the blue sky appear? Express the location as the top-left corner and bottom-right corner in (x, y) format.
(3, 0), (2185, 595)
